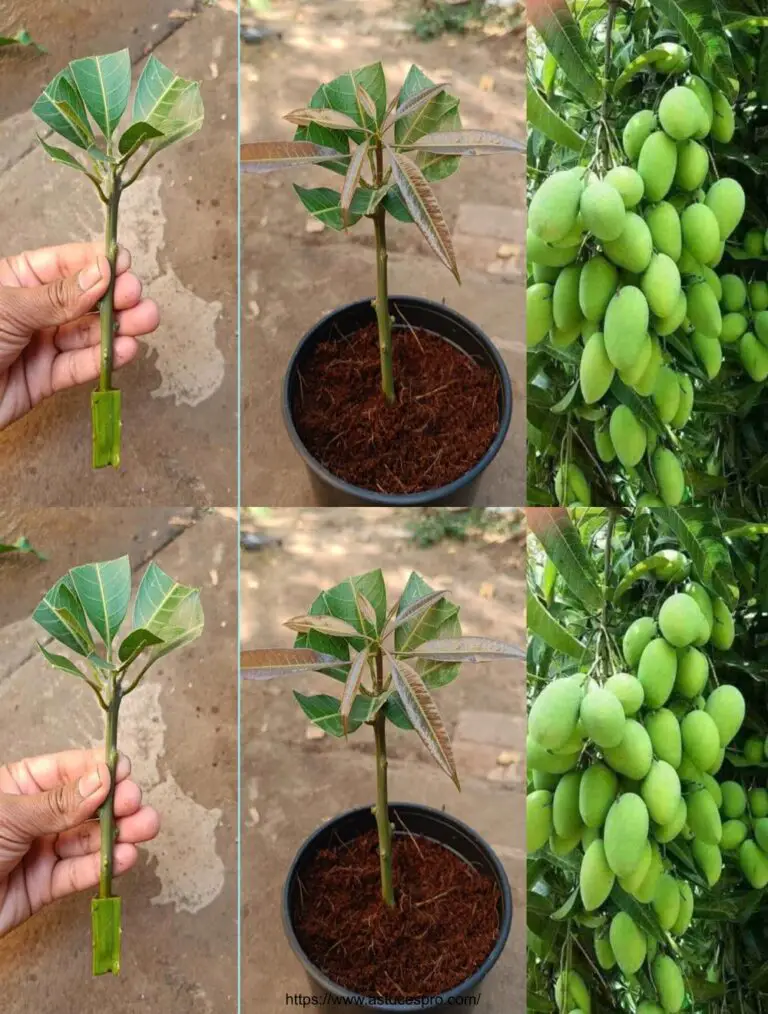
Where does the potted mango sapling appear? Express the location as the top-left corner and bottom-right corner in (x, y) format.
(243, 570), (521, 1008)
(241, 64), (522, 506)
(33, 49), (204, 468)
(33, 556), (204, 975)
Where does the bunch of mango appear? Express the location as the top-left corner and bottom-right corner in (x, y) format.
(527, 578), (751, 1013)
(528, 76), (746, 507)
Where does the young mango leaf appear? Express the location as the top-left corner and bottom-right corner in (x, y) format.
(293, 184), (372, 231)
(284, 107), (362, 132)
(284, 614), (361, 638)
(386, 147), (459, 281)
(133, 54), (194, 125)
(33, 69), (94, 149)
(314, 62), (387, 133)
(388, 81), (449, 125)
(526, 507), (604, 613)
(0, 536), (44, 558)
(393, 65), (461, 184)
(400, 129), (523, 156)
(140, 82), (203, 157)
(386, 653), (459, 788)
(391, 588), (448, 631)
(340, 140), (370, 226)
(527, 590), (588, 661)
(69, 556), (132, 651)
(33, 576), (94, 656)
(241, 141), (347, 174)
(294, 690), (385, 737)
(241, 647), (349, 680)
(118, 120), (163, 158)
(394, 573), (460, 688)
(133, 561), (196, 635)
(403, 636), (523, 663)
(382, 188), (413, 223)
(38, 136), (89, 174)
(384, 694), (413, 730)
(356, 84), (378, 122)
(69, 49), (131, 139)
(117, 627), (164, 667)
(340, 646), (372, 733)
(355, 590), (378, 628)
(528, 0), (602, 106)
(38, 643), (87, 681)
(526, 81), (585, 152)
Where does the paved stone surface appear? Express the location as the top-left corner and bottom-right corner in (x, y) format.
(241, 507), (526, 1012)
(241, 1), (526, 506)
(0, 5), (237, 507)
(0, 510), (237, 1013)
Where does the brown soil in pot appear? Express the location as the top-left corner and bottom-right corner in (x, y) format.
(291, 324), (501, 495)
(292, 829), (502, 1001)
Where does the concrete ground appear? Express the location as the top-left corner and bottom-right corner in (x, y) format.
(241, 1), (526, 506)
(0, 2), (236, 506)
(0, 509), (237, 1013)
(240, 508), (527, 1011)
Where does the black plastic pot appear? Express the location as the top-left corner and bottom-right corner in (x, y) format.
(282, 296), (513, 506)
(282, 802), (513, 1011)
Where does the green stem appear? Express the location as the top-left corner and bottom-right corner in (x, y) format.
(373, 140), (394, 405)
(99, 682), (121, 899)
(100, 171), (121, 393)
(373, 649), (395, 908)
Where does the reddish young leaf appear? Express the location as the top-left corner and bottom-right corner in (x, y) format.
(355, 84), (378, 122)
(284, 107), (361, 131)
(284, 614), (362, 637)
(400, 129), (523, 155)
(340, 646), (371, 734)
(404, 636), (524, 662)
(240, 141), (347, 174)
(388, 82), (449, 125)
(340, 140), (370, 226)
(240, 647), (348, 680)
(390, 588), (448, 631)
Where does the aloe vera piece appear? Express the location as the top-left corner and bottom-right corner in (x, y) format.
(91, 897), (122, 976)
(92, 390), (122, 468)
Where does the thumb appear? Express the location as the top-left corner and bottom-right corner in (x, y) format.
(1, 255), (111, 335)
(1, 763), (111, 843)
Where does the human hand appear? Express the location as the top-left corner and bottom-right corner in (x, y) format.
(0, 748), (160, 937)
(0, 242), (159, 429)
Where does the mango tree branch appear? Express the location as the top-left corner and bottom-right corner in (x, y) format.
(99, 677), (121, 899)
(100, 169), (121, 394)
(372, 139), (395, 405)
(372, 648), (395, 907)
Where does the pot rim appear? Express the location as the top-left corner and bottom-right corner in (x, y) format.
(281, 295), (513, 506)
(281, 801), (513, 1010)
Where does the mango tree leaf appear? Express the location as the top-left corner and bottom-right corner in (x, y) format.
(399, 129), (522, 155)
(33, 69), (94, 149)
(386, 652), (459, 787)
(314, 62), (387, 133)
(284, 614), (362, 638)
(389, 81), (449, 125)
(340, 646), (372, 733)
(611, 376), (669, 437)
(143, 590), (203, 661)
(527, 507), (604, 613)
(340, 140), (370, 225)
(240, 647), (349, 680)
(241, 141), (347, 174)
(725, 16), (768, 29)
(613, 46), (683, 94)
(403, 636), (524, 662)
(527, 591), (587, 660)
(355, 84), (378, 123)
(386, 147), (459, 281)
(393, 65), (461, 183)
(117, 627), (164, 667)
(38, 643), (86, 680)
(284, 107), (362, 131)
(294, 184), (372, 230)
(294, 690), (385, 737)
(133, 54), (196, 125)
(724, 523), (768, 538)
(653, 509), (737, 607)
(391, 588), (449, 630)
(69, 556), (131, 651)
(0, 535), (44, 558)
(651, 0), (737, 98)
(383, 188), (413, 223)
(133, 560), (197, 635)
(33, 576), (94, 656)
(118, 120), (163, 158)
(141, 82), (203, 156)
(385, 694), (413, 729)
(527, 81), (585, 152)
(69, 49), (131, 139)
(354, 591), (378, 629)
(528, 0), (603, 105)
(394, 573), (460, 688)
(37, 136), (88, 174)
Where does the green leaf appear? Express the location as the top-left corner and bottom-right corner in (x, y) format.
(314, 62), (387, 133)
(724, 523), (768, 538)
(38, 643), (86, 680)
(386, 147), (459, 281)
(393, 65), (461, 183)
(389, 81), (449, 125)
(651, 0), (737, 98)
(140, 82), (203, 156)
(528, 0), (603, 105)
(527, 591), (588, 660)
(725, 16), (768, 29)
(118, 120), (163, 158)
(0, 536), (44, 558)
(391, 588), (449, 630)
(384, 694), (413, 730)
(292, 184), (372, 230)
(142, 590), (203, 661)
(69, 556), (131, 651)
(386, 653), (459, 787)
(69, 49), (131, 139)
(394, 573), (460, 689)
(134, 561), (194, 633)
(133, 54), (193, 125)
(117, 627), (164, 667)
(653, 509), (737, 607)
(33, 69), (94, 150)
(527, 81), (585, 152)
(33, 576), (94, 656)
(293, 690), (384, 737)
(613, 46), (684, 94)
(527, 508), (604, 613)
(37, 135), (88, 175)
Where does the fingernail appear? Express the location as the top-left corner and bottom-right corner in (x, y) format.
(79, 768), (103, 798)
(78, 260), (103, 292)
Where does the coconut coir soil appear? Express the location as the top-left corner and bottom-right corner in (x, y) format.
(293, 829), (501, 1000)
(292, 324), (501, 494)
